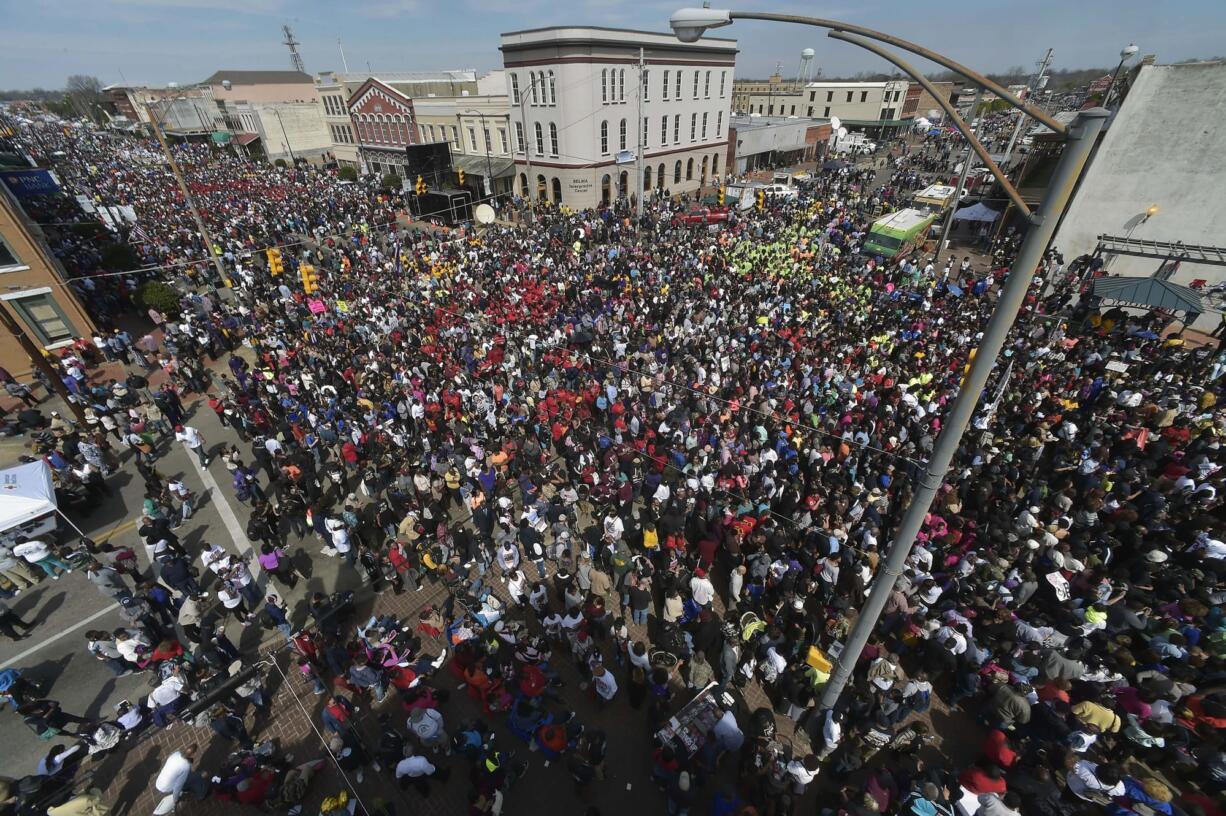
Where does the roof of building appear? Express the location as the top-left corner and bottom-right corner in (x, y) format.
(502, 24), (735, 42)
(201, 70), (314, 86)
(1092, 276), (1204, 314)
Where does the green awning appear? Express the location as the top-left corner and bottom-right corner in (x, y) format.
(210, 131), (232, 145)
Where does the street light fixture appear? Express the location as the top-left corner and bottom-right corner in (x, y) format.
(669, 6), (1109, 715)
(1104, 43), (1139, 107)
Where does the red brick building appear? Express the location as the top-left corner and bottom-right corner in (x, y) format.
(347, 79), (419, 176)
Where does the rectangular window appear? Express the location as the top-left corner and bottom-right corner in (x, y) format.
(642, 69), (649, 102)
(703, 71), (711, 98)
(601, 124), (609, 154)
(716, 112), (722, 136)
(809, 91), (815, 102)
(499, 128), (508, 154)
(450, 126), (459, 146)
(861, 91), (868, 103)
(846, 91), (853, 102)
(550, 125), (558, 157)
(827, 91), (834, 102)
(807, 107), (813, 117)
(675, 71), (682, 99)
(824, 106), (830, 117)
(511, 73), (520, 104)
(790, 105), (795, 115)
(663, 70), (670, 100)
(661, 115), (667, 145)
(642, 116), (648, 147)
(515, 121), (525, 152)
(483, 127), (491, 153)
(768, 105), (774, 116)
(468, 127), (477, 152)
(619, 70), (625, 102)
(673, 114), (680, 143)
(701, 112), (707, 138)
(9, 292), (75, 346)
(690, 113), (697, 141)
(719, 72), (727, 98)
(692, 71), (699, 99)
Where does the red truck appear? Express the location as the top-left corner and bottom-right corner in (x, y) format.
(672, 206), (731, 226)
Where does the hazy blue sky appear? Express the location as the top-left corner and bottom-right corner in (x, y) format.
(4, 0), (1222, 89)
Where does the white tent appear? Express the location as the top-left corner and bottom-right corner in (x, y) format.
(951, 202), (1002, 223)
(0, 460), (58, 534)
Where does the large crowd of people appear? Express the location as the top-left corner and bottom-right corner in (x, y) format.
(0, 111), (1224, 816)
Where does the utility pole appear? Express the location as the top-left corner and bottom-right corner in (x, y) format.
(272, 108), (297, 164)
(818, 107), (1108, 713)
(1003, 48), (1053, 166)
(933, 87), (981, 265)
(144, 101), (230, 287)
(635, 46), (645, 231)
(517, 79), (535, 222)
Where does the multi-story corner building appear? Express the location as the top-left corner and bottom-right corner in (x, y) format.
(0, 176), (95, 377)
(744, 79), (910, 135)
(500, 26), (737, 209)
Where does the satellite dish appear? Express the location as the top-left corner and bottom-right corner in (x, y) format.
(829, 116), (841, 130)
(738, 192), (755, 211)
(838, 127), (848, 139)
(474, 204), (495, 225)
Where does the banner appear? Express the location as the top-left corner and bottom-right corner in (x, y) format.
(1, 169), (60, 198)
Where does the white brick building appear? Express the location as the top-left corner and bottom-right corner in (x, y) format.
(500, 26), (737, 209)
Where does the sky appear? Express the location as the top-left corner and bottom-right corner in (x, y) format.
(3, 0), (1223, 90)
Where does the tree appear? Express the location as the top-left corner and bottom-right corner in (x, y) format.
(64, 75), (105, 123)
(381, 172), (402, 190)
(274, 158), (288, 168)
(134, 281), (181, 317)
(337, 166), (358, 181)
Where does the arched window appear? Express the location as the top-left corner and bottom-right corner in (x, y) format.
(701, 155), (709, 184)
(619, 118), (627, 151)
(656, 162), (665, 190)
(618, 170), (628, 196)
(618, 69), (625, 102)
(601, 69), (608, 104)
(511, 73), (521, 104)
(692, 70), (699, 99)
(711, 153), (719, 176)
(686, 158), (693, 180)
(673, 161), (681, 183)
(531, 72), (540, 105)
(551, 177), (562, 203)
(519, 173), (528, 197)
(644, 165), (652, 190)
(704, 70), (711, 98)
(548, 123), (559, 157)
(600, 121), (609, 155)
(534, 122), (544, 156)
(601, 174), (611, 206)
(547, 70), (556, 105)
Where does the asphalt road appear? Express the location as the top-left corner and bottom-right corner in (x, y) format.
(0, 394), (357, 774)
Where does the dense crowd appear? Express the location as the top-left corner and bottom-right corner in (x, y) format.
(0, 113), (1224, 816)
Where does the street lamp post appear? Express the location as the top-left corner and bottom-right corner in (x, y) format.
(669, 7), (1109, 714)
(144, 97), (231, 287)
(271, 108), (297, 165)
(461, 109), (496, 197)
(1104, 43), (1139, 108)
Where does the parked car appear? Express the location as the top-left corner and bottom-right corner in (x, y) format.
(673, 206), (731, 226)
(760, 184), (799, 201)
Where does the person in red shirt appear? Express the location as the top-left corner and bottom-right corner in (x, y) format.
(981, 730), (1017, 769)
(958, 762), (1007, 795)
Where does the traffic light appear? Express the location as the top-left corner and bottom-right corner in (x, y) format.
(414, 175), (427, 196)
(718, 187), (725, 207)
(456, 168), (466, 187)
(300, 263), (319, 294)
(756, 189), (766, 211)
(266, 248), (283, 276)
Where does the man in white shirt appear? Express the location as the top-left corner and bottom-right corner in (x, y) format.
(155, 744), (209, 803)
(174, 424), (209, 467)
(591, 664), (618, 705)
(12, 537), (71, 579)
(690, 568), (716, 608)
(395, 750), (449, 795)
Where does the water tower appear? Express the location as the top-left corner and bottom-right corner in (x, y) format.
(797, 48), (816, 86)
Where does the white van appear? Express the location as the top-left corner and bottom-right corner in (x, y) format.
(760, 184), (799, 200)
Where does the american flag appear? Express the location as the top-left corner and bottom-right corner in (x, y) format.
(129, 223), (151, 244)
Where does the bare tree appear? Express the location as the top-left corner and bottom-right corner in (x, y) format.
(64, 74), (105, 122)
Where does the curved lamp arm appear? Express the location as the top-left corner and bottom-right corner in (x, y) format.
(828, 30), (1032, 220)
(729, 10), (1067, 137)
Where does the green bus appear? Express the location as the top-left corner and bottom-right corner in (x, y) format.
(862, 207), (938, 259)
